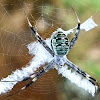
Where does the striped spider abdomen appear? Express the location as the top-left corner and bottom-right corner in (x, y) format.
(51, 31), (70, 55)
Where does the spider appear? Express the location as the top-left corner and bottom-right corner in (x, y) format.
(6, 11), (98, 97)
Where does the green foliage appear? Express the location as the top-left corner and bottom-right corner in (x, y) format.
(86, 0), (100, 11)
(82, 60), (100, 77)
(62, 0), (100, 12)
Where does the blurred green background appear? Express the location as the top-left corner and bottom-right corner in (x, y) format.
(0, 0), (100, 100)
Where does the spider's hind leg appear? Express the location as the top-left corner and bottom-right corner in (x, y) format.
(69, 11), (80, 49)
(69, 21), (80, 49)
(24, 11), (54, 57)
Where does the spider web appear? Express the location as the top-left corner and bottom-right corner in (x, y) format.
(0, 0), (100, 100)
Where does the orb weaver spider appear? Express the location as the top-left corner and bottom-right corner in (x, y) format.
(3, 11), (98, 97)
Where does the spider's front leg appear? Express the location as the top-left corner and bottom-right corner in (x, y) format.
(24, 11), (54, 57)
(65, 58), (98, 93)
(6, 59), (55, 97)
(69, 16), (80, 49)
(65, 58), (98, 84)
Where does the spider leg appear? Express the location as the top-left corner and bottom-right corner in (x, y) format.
(24, 11), (54, 57)
(22, 59), (55, 81)
(65, 58), (98, 92)
(69, 14), (80, 49)
(6, 59), (55, 97)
